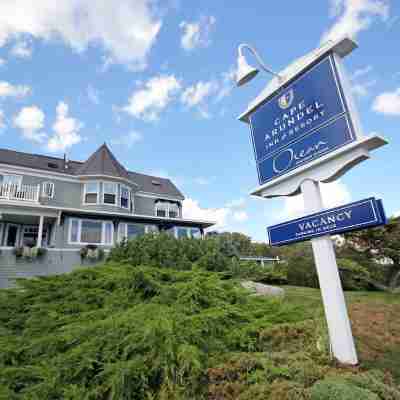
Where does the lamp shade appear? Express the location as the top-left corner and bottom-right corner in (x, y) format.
(236, 54), (258, 86)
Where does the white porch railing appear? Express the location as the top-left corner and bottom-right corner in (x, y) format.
(0, 183), (40, 202)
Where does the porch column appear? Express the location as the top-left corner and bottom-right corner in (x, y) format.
(37, 215), (44, 248)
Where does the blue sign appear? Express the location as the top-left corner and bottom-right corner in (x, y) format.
(249, 54), (356, 185)
(267, 198), (386, 246)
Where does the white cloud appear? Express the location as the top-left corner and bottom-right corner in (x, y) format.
(183, 198), (230, 229)
(372, 87), (400, 116)
(10, 40), (32, 58)
(349, 65), (376, 97)
(47, 102), (82, 152)
(0, 58), (5, 67)
(181, 80), (218, 107)
(321, 0), (389, 43)
(279, 181), (352, 221)
(111, 131), (142, 148)
(0, 0), (162, 69)
(351, 80), (377, 97)
(180, 15), (216, 51)
(183, 196), (249, 230)
(351, 65), (373, 79)
(0, 81), (31, 98)
(215, 67), (236, 101)
(87, 85), (100, 105)
(233, 210), (249, 222)
(123, 75), (181, 121)
(13, 105), (46, 142)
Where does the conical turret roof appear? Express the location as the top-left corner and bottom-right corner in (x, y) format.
(76, 143), (130, 179)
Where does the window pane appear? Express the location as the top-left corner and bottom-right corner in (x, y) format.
(190, 228), (201, 239)
(86, 182), (98, 193)
(70, 219), (79, 243)
(85, 193), (98, 204)
(156, 209), (166, 217)
(104, 222), (113, 244)
(104, 193), (116, 204)
(127, 223), (145, 238)
(177, 228), (188, 239)
(3, 175), (22, 186)
(121, 187), (129, 209)
(103, 182), (117, 194)
(81, 220), (102, 244)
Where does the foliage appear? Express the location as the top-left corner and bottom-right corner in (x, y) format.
(337, 258), (372, 290)
(0, 263), (315, 399)
(0, 234), (399, 398)
(310, 378), (379, 400)
(286, 256), (319, 289)
(342, 217), (400, 289)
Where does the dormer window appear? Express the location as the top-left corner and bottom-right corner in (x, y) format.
(84, 181), (99, 204)
(103, 182), (117, 205)
(169, 203), (179, 218)
(120, 185), (130, 209)
(155, 201), (168, 217)
(155, 201), (180, 218)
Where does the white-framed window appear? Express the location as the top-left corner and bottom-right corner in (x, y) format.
(155, 202), (168, 217)
(69, 218), (114, 245)
(118, 223), (158, 242)
(42, 181), (55, 198)
(0, 174), (22, 187)
(169, 203), (179, 218)
(120, 185), (130, 209)
(84, 181), (99, 204)
(155, 201), (180, 218)
(103, 182), (118, 205)
(172, 226), (201, 239)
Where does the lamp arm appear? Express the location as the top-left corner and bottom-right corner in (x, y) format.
(238, 44), (283, 81)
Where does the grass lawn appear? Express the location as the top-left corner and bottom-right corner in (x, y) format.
(284, 286), (400, 382)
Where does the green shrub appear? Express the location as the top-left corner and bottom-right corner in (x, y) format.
(310, 378), (379, 400)
(286, 257), (319, 288)
(337, 258), (372, 290)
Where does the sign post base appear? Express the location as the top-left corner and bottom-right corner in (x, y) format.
(300, 179), (358, 365)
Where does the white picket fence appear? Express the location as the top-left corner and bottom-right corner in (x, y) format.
(0, 183), (40, 202)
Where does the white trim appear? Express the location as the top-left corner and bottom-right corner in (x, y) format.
(0, 164), (78, 182)
(41, 181), (55, 199)
(155, 200), (180, 218)
(77, 174), (139, 187)
(83, 181), (100, 205)
(0, 201), (214, 225)
(0, 165), (182, 199)
(68, 218), (114, 245)
(136, 191), (184, 201)
(102, 180), (118, 206)
(117, 222), (158, 242)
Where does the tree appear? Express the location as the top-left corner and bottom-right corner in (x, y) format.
(342, 217), (400, 290)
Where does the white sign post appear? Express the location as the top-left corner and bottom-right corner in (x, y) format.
(301, 178), (358, 364)
(236, 37), (387, 365)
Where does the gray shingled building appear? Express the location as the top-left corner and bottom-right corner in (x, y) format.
(0, 144), (214, 288)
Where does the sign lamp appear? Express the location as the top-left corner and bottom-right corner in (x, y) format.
(236, 44), (282, 87)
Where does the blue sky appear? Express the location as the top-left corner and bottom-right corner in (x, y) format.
(0, 0), (399, 241)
